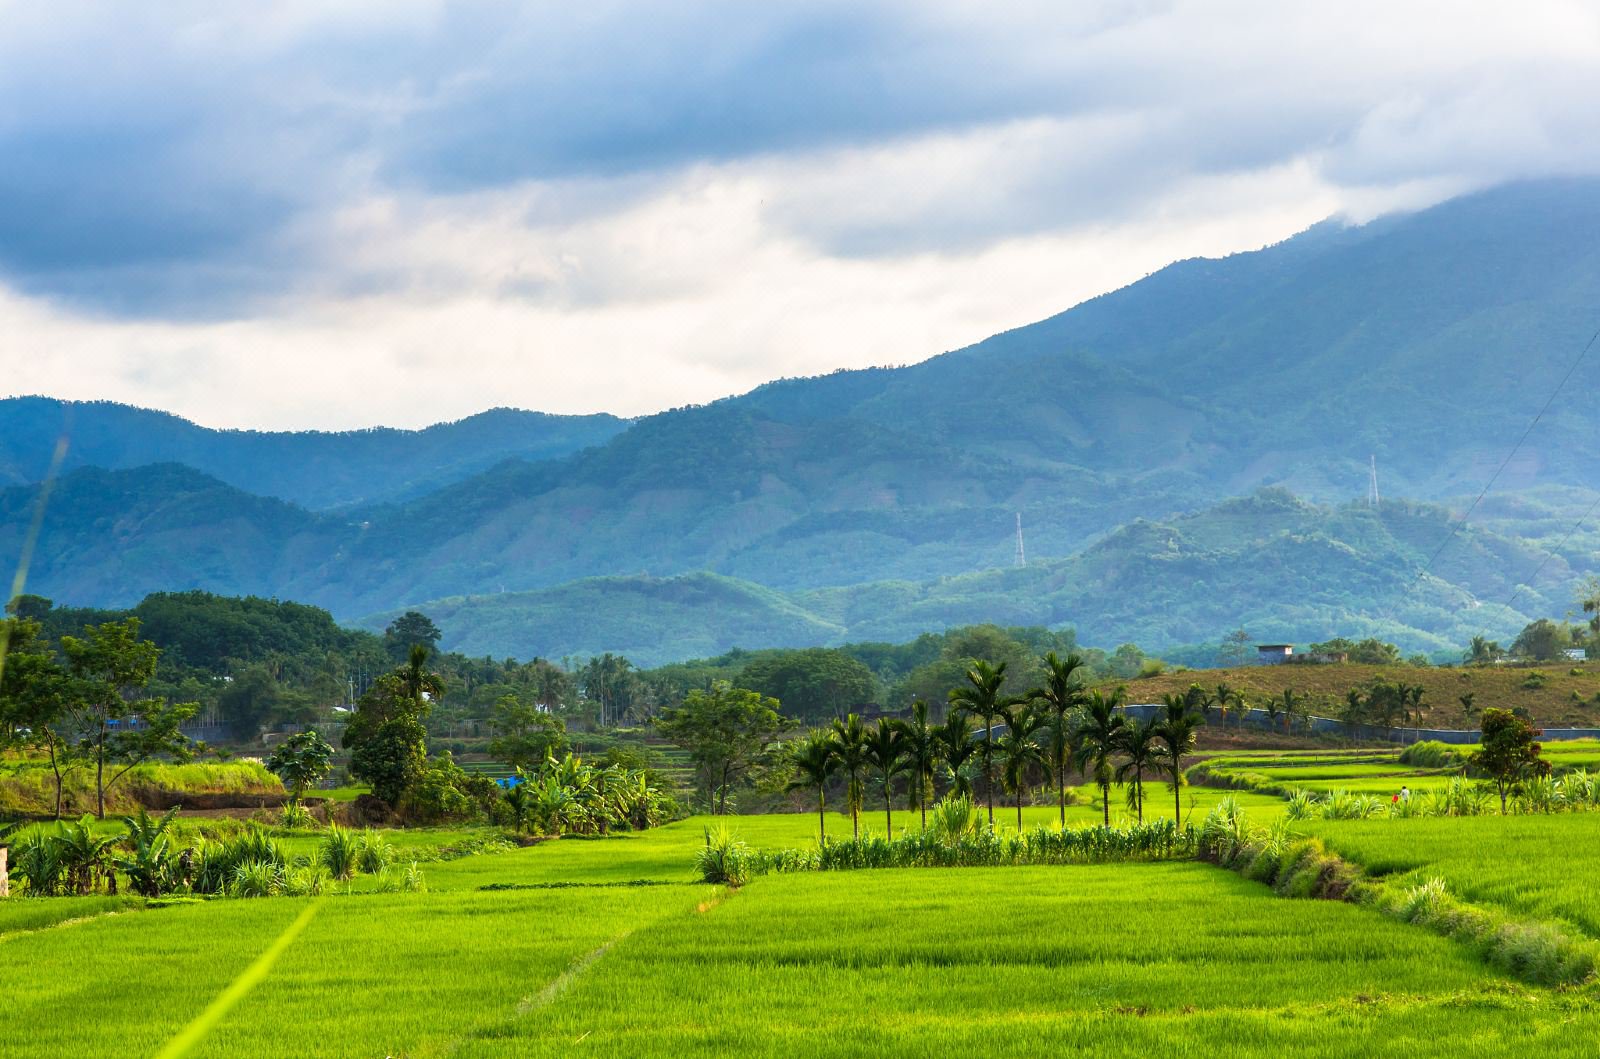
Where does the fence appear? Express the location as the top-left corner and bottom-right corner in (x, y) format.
(1119, 704), (1600, 745)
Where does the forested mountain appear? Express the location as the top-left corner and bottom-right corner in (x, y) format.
(0, 398), (628, 509)
(6, 179), (1600, 660)
(356, 490), (1585, 665)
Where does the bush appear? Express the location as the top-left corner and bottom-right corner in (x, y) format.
(1398, 740), (1461, 768)
(319, 826), (360, 881)
(695, 826), (755, 886)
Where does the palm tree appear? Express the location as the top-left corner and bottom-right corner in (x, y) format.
(862, 719), (905, 837)
(1115, 718), (1160, 823)
(934, 712), (978, 800)
(787, 730), (839, 844)
(1213, 682), (1240, 727)
(893, 700), (939, 830)
(1028, 652), (1087, 827)
(996, 702), (1044, 833)
(1153, 693), (1203, 827)
(830, 713), (869, 839)
(1278, 688), (1302, 733)
(948, 659), (1012, 827)
(400, 643), (445, 703)
(1073, 687), (1128, 827)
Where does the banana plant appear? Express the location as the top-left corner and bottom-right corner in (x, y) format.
(113, 807), (180, 897)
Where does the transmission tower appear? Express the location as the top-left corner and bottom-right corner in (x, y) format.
(1368, 454), (1381, 507)
(1014, 512), (1026, 567)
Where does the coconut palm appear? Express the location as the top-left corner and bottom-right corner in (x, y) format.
(1115, 717), (1160, 823)
(862, 719), (906, 837)
(934, 712), (979, 800)
(1027, 652), (1088, 828)
(893, 700), (939, 830)
(830, 713), (870, 839)
(1213, 682), (1240, 726)
(1154, 692), (1203, 827)
(948, 659), (1013, 827)
(787, 729), (839, 843)
(1072, 687), (1128, 827)
(996, 702), (1045, 833)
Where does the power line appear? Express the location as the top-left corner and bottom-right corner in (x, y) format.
(1483, 489), (1600, 632)
(1389, 322), (1600, 609)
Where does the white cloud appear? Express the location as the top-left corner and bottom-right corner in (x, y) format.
(2, 1), (1600, 427)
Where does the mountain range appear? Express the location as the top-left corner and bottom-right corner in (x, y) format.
(6, 179), (1600, 663)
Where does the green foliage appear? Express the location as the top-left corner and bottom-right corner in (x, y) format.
(739, 648), (877, 723)
(655, 681), (789, 814)
(265, 728), (334, 804)
(1471, 708), (1550, 813)
(487, 695), (567, 771)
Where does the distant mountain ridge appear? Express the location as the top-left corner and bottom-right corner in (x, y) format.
(7, 178), (1600, 661)
(0, 397), (629, 510)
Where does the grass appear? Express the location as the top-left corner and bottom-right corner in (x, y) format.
(1118, 662), (1600, 729)
(458, 864), (1600, 1058)
(6, 809), (1600, 1056)
(1306, 815), (1600, 939)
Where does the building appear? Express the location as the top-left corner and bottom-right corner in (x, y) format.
(1256, 644), (1294, 664)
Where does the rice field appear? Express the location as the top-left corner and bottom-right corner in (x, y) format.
(1306, 815), (1600, 938)
(4, 810), (1600, 1056)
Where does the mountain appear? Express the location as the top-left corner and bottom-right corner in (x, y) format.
(7, 178), (1600, 656)
(0, 398), (628, 510)
(361, 491), (1585, 665)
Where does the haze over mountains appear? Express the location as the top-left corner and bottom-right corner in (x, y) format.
(6, 179), (1600, 664)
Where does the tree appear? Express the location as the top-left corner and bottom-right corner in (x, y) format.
(1464, 636), (1503, 666)
(656, 681), (788, 815)
(893, 700), (938, 830)
(934, 712), (978, 800)
(948, 659), (1012, 827)
(62, 619), (195, 819)
(265, 729), (335, 806)
(740, 649), (877, 723)
(1115, 717), (1160, 823)
(218, 665), (283, 741)
(1217, 628), (1253, 667)
(345, 648), (442, 806)
(830, 713), (869, 838)
(1511, 619), (1572, 663)
(383, 611), (442, 663)
(1073, 687), (1127, 827)
(996, 702), (1044, 833)
(862, 719), (905, 837)
(579, 653), (636, 728)
(1277, 688), (1303, 734)
(488, 694), (568, 771)
(1153, 693), (1203, 827)
(786, 729), (838, 843)
(1471, 708), (1549, 814)
(0, 618), (77, 818)
(1027, 652), (1087, 828)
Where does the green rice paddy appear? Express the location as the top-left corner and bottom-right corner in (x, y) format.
(5, 769), (1600, 1055)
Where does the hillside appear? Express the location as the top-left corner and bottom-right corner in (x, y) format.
(8, 180), (1600, 651)
(358, 573), (844, 668)
(357, 491), (1588, 665)
(0, 397), (628, 509)
(1115, 661), (1600, 731)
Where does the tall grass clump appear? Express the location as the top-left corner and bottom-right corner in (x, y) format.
(1398, 741), (1461, 768)
(319, 825), (361, 881)
(695, 826), (755, 887)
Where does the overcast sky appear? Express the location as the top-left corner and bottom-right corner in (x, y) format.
(3, 2), (1600, 430)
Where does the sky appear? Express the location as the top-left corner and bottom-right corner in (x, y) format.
(3, 2), (1600, 430)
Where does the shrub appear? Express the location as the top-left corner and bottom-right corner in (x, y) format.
(319, 826), (361, 881)
(1398, 740), (1461, 768)
(695, 826), (754, 886)
(355, 831), (395, 875)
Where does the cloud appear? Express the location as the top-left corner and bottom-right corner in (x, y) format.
(0, 1), (1599, 420)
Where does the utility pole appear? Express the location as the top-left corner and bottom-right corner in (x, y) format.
(1014, 512), (1026, 567)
